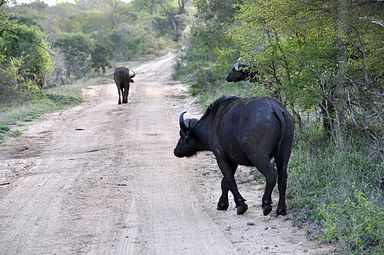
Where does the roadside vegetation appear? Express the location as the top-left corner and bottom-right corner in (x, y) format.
(175, 1), (383, 254)
(0, 0), (188, 141)
(0, 75), (108, 141)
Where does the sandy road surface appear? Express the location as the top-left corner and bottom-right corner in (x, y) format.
(0, 53), (335, 254)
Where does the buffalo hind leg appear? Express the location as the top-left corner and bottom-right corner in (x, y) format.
(216, 159), (247, 215)
(117, 86), (122, 104)
(122, 84), (130, 104)
(253, 158), (277, 216)
(217, 177), (229, 210)
(275, 156), (289, 216)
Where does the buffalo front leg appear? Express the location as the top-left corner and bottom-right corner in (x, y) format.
(216, 159), (247, 215)
(217, 177), (229, 210)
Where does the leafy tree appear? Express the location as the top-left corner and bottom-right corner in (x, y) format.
(1, 22), (53, 84)
(231, 0), (383, 142)
(1, 3), (53, 100)
(132, 0), (185, 41)
(53, 32), (93, 79)
(91, 35), (113, 74)
(176, 0), (242, 89)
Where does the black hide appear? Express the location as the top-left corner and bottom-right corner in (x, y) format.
(113, 67), (135, 104)
(174, 96), (294, 216)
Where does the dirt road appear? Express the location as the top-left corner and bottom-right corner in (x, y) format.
(0, 53), (334, 254)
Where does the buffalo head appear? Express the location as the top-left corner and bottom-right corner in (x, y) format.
(225, 59), (258, 83)
(129, 69), (136, 83)
(225, 59), (250, 82)
(174, 112), (199, 158)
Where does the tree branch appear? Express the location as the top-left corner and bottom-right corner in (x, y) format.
(359, 16), (384, 27)
(0, 26), (56, 56)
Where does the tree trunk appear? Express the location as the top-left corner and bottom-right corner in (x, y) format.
(178, 0), (187, 14)
(320, 98), (335, 137)
(334, 0), (348, 150)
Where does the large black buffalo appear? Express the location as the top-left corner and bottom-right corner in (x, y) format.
(174, 96), (294, 216)
(114, 67), (136, 104)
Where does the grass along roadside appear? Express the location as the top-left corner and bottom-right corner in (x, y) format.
(289, 128), (383, 254)
(0, 75), (111, 143)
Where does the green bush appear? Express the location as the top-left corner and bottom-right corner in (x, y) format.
(0, 19), (53, 102)
(0, 56), (43, 101)
(54, 33), (93, 79)
(319, 192), (384, 253)
(0, 22), (53, 89)
(288, 126), (384, 253)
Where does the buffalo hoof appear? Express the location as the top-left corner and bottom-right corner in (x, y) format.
(236, 204), (248, 215)
(118, 100), (121, 105)
(276, 207), (287, 216)
(217, 202), (229, 211)
(122, 101), (128, 104)
(262, 204), (272, 216)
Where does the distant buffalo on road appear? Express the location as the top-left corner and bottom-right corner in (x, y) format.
(114, 67), (136, 104)
(174, 96), (294, 216)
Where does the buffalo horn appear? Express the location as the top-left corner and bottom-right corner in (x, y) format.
(179, 111), (188, 132)
(130, 69), (136, 78)
(233, 58), (242, 70)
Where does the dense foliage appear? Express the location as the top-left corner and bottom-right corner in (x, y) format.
(176, 0), (384, 253)
(53, 32), (93, 78)
(0, 1), (53, 101)
(0, 0), (187, 100)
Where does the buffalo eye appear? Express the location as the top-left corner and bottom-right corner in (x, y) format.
(185, 132), (193, 144)
(179, 130), (187, 138)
